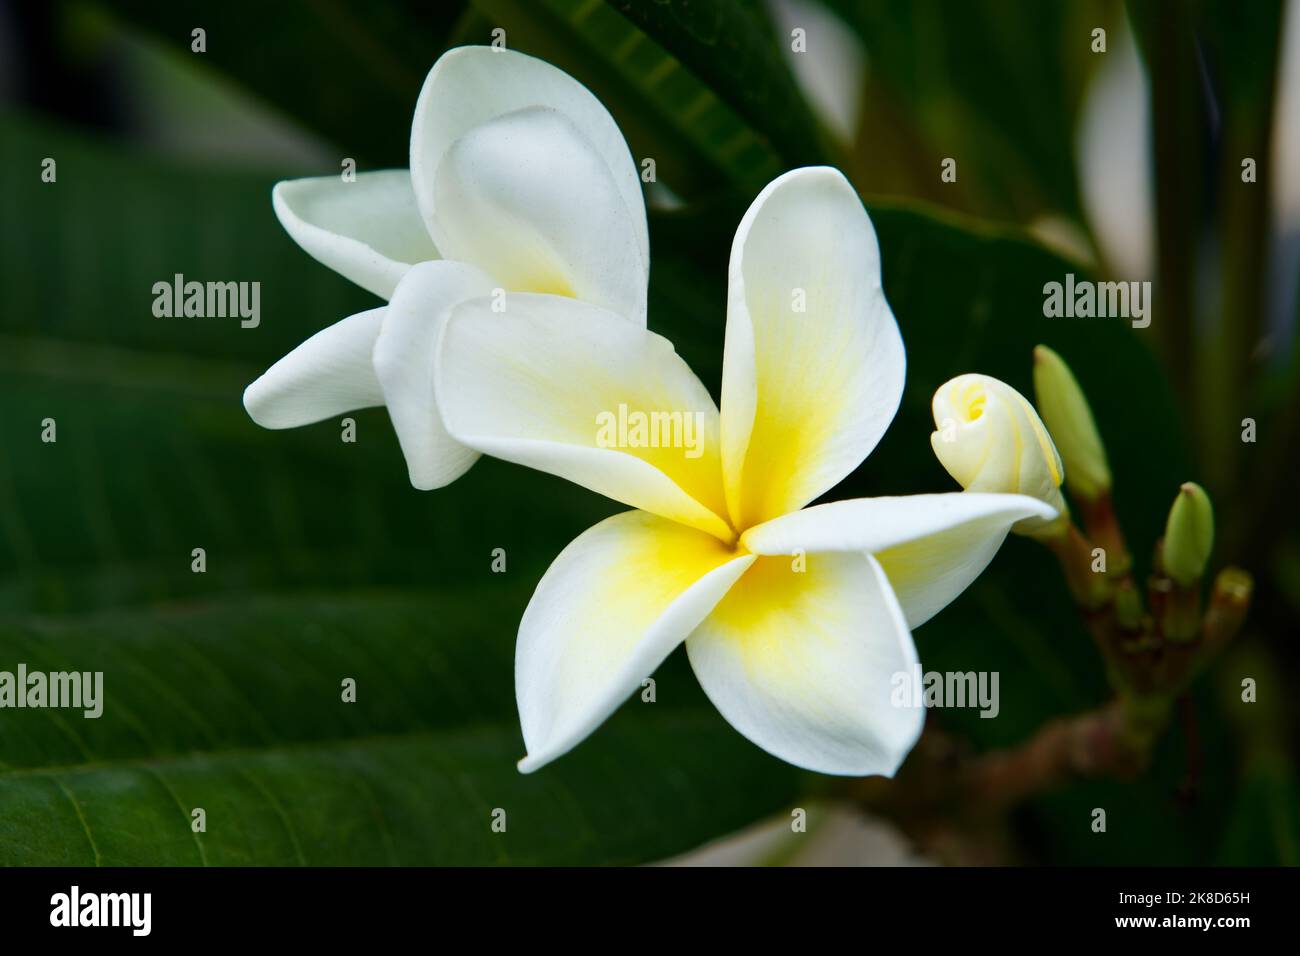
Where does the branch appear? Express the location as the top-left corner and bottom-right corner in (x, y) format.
(846, 566), (1253, 859)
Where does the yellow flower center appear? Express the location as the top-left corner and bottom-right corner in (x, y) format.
(959, 382), (987, 422)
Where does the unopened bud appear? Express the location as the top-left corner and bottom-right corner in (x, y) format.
(1163, 482), (1214, 587)
(1032, 345), (1111, 501)
(931, 373), (1068, 536)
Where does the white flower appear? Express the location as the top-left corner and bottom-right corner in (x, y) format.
(434, 167), (1056, 776)
(930, 373), (1068, 535)
(243, 47), (649, 490)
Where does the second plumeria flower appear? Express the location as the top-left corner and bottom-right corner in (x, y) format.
(434, 167), (1057, 776)
(243, 47), (650, 489)
(931, 373), (1069, 538)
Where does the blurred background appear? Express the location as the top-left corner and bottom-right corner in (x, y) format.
(0, 0), (1295, 865)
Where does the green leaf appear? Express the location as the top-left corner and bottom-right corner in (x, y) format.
(466, 0), (811, 196)
(101, 0), (819, 199)
(0, 594), (798, 865)
(97, 0), (469, 166)
(1218, 756), (1300, 866)
(825, 0), (1113, 222)
(603, 0), (825, 165)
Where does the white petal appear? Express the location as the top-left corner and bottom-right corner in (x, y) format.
(874, 525), (1020, 629)
(741, 492), (1054, 554)
(1269, 0), (1300, 331)
(517, 511), (754, 773)
(272, 171), (438, 299)
(372, 261), (494, 490)
(720, 167), (905, 529)
(1275, 0), (1300, 233)
(687, 552), (922, 777)
(1076, 20), (1153, 279)
(243, 309), (385, 428)
(410, 46), (648, 276)
(766, 0), (866, 143)
(428, 106), (647, 323)
(741, 493), (1055, 627)
(437, 294), (731, 540)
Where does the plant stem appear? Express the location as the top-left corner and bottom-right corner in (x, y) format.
(847, 569), (1252, 861)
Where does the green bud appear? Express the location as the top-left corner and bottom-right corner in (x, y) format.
(1032, 345), (1112, 502)
(1163, 482), (1214, 587)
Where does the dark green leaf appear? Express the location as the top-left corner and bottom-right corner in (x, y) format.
(826, 0), (1113, 222)
(604, 0), (825, 166)
(1218, 756), (1299, 866)
(469, 0), (804, 196)
(0, 594), (799, 865)
(99, 0), (469, 166)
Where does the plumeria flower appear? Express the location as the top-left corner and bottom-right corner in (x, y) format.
(930, 373), (1069, 537)
(243, 47), (649, 489)
(433, 167), (1057, 776)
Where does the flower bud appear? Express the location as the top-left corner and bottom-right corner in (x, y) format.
(931, 373), (1068, 535)
(1163, 482), (1214, 587)
(1032, 345), (1112, 501)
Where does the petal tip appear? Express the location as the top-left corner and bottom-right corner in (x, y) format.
(770, 164), (850, 189)
(516, 753), (544, 774)
(407, 473), (436, 493)
(241, 378), (274, 429)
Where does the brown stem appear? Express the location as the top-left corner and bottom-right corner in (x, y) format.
(1199, 567), (1254, 661)
(1078, 492), (1131, 578)
(847, 569), (1253, 848)
(1044, 522), (1111, 609)
(960, 700), (1148, 811)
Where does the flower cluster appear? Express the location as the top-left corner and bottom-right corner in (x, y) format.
(244, 48), (1059, 777)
